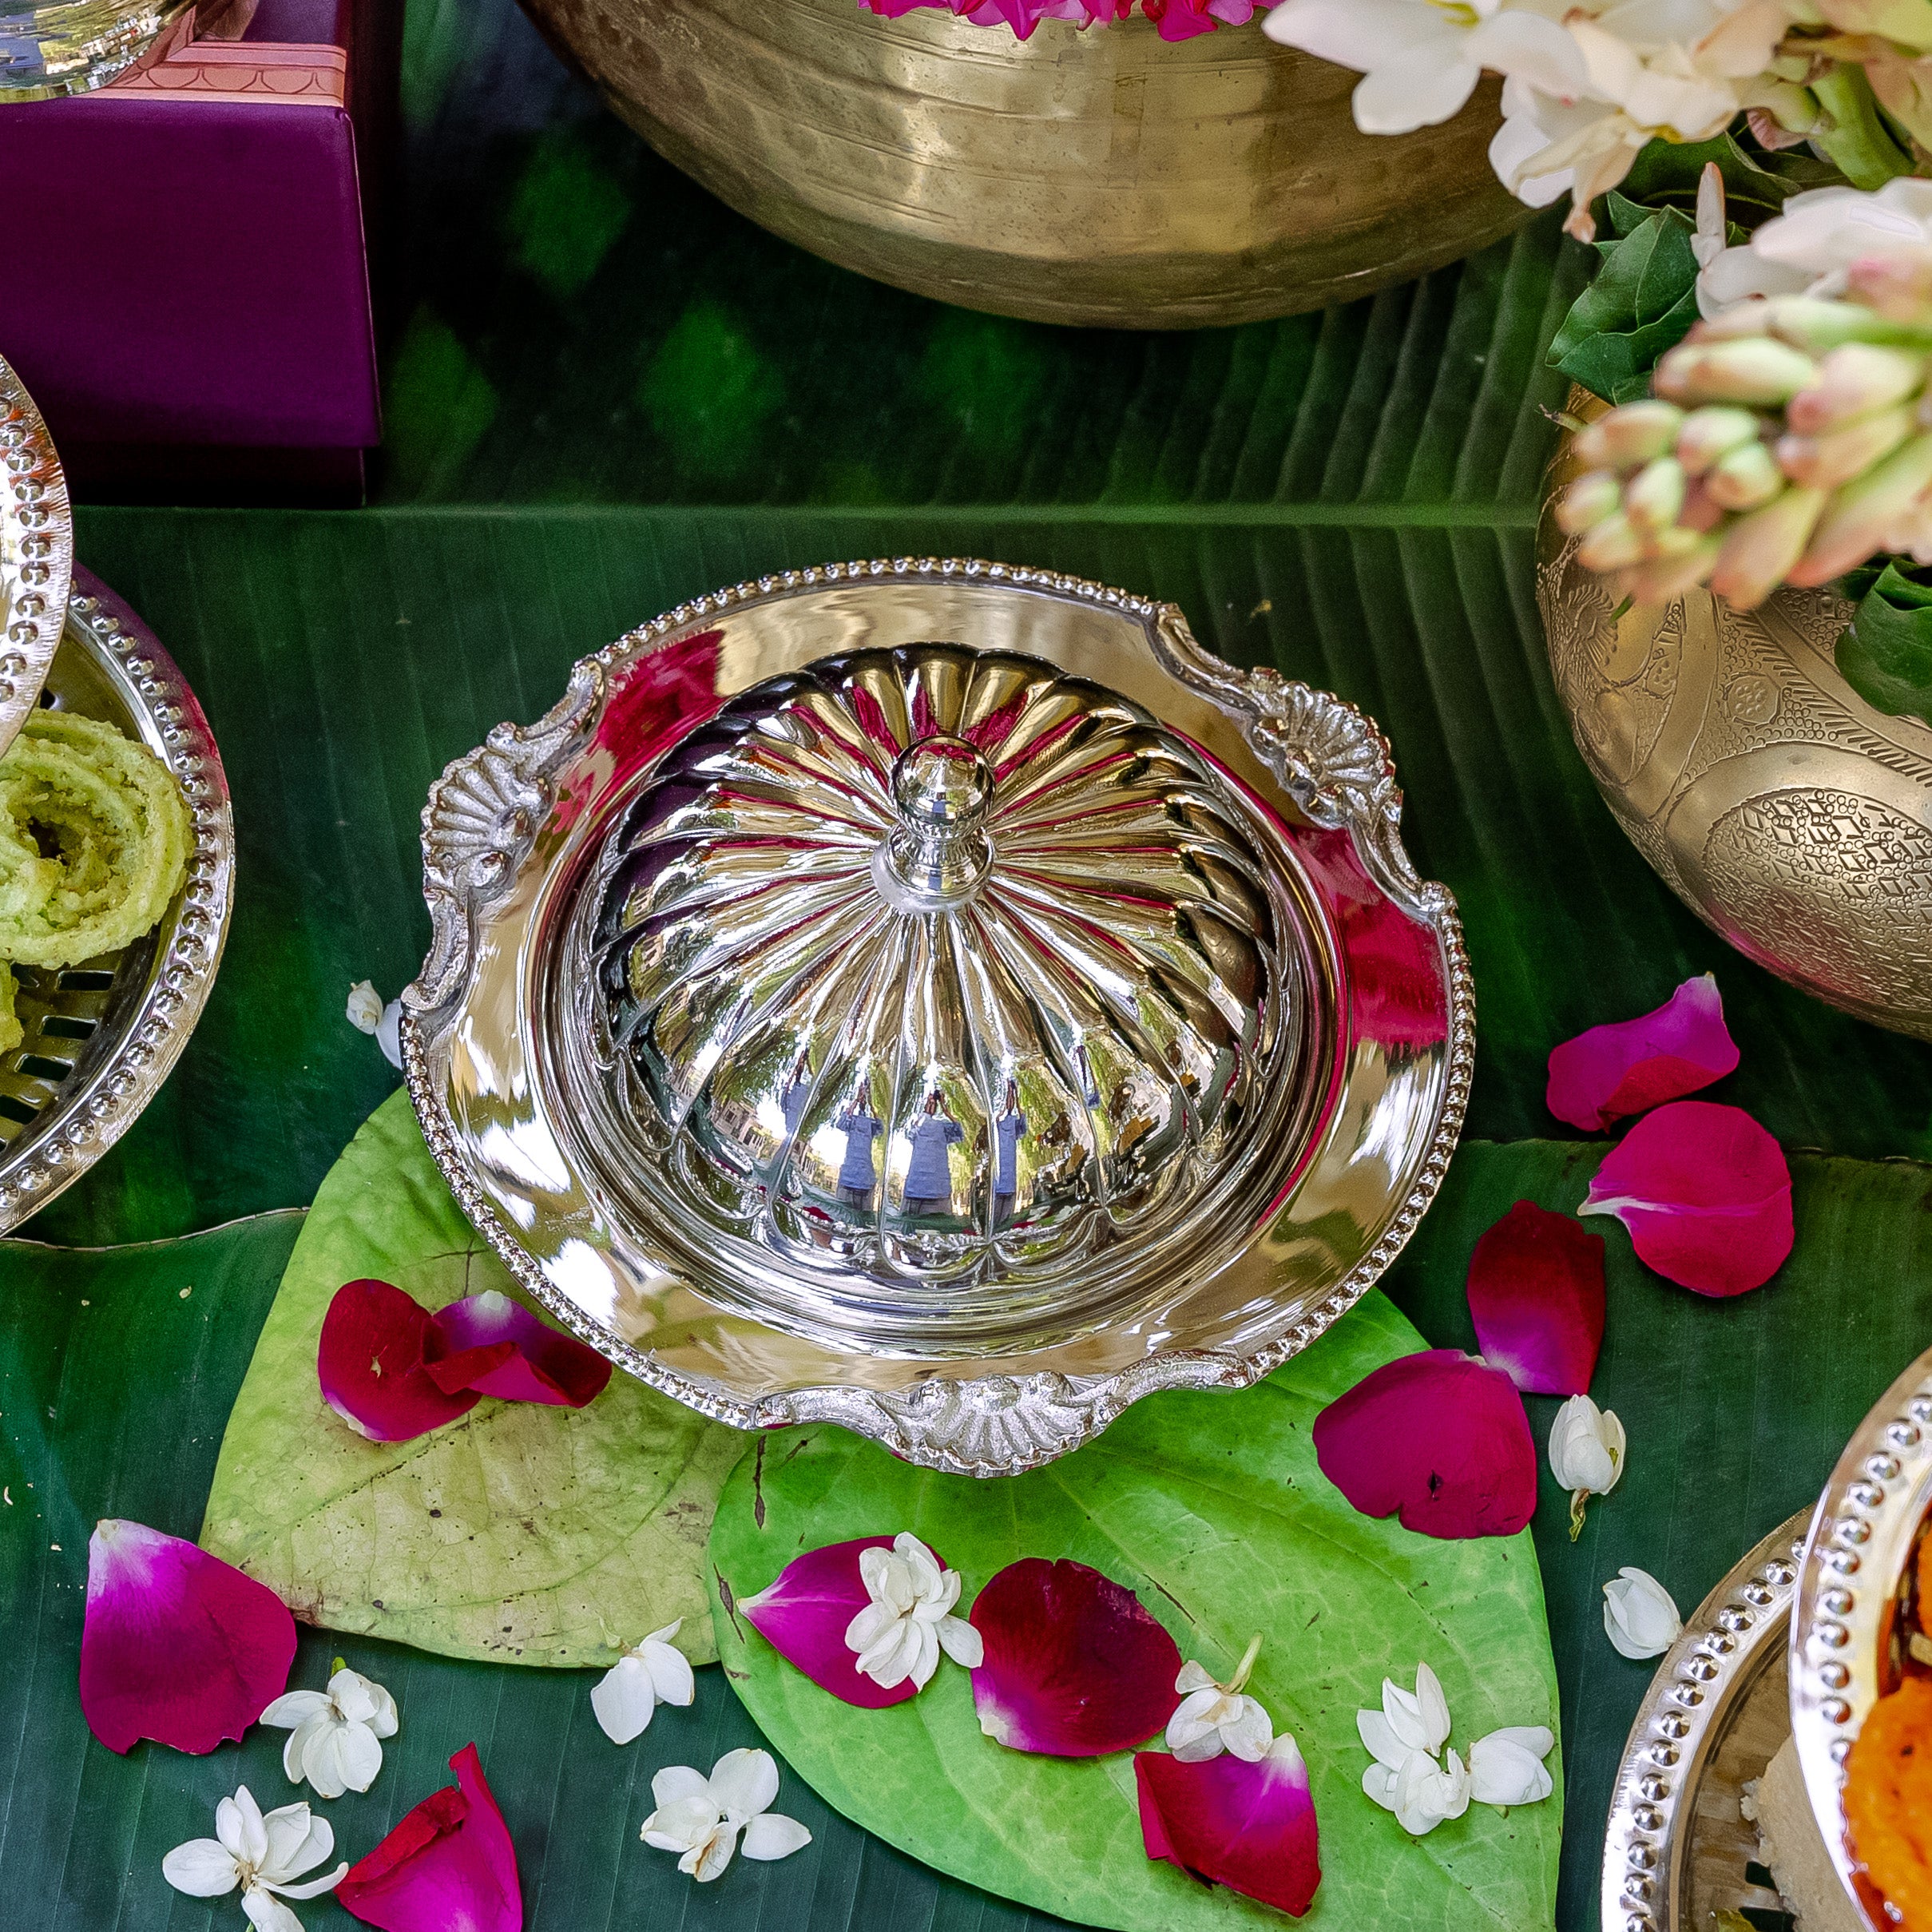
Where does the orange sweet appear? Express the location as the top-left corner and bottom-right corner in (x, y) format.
(1846, 1673), (1932, 1930)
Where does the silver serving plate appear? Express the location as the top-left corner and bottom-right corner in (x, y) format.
(0, 572), (235, 1230)
(0, 355), (69, 755)
(404, 559), (1473, 1474)
(1791, 1344), (1932, 1930)
(1602, 1510), (1809, 1932)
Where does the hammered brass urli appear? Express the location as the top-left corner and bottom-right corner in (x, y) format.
(518, 0), (1525, 327)
(1537, 392), (1932, 1045)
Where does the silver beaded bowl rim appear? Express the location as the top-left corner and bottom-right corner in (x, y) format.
(0, 353), (73, 761)
(0, 571), (236, 1233)
(1790, 1343), (1932, 1930)
(1601, 1509), (1809, 1932)
(401, 555), (1476, 1477)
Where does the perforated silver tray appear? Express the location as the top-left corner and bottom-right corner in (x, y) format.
(0, 572), (234, 1230)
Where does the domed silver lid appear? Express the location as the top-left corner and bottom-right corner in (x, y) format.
(568, 645), (1305, 1347)
(406, 561), (1472, 1474)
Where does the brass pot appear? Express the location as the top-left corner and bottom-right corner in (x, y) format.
(518, 0), (1525, 328)
(1537, 395), (1932, 1044)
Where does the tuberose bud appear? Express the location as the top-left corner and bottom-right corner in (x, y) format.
(1656, 338), (1818, 407)
(1556, 470), (1623, 534)
(1705, 440), (1784, 510)
(1787, 343), (1923, 434)
(1676, 406), (1761, 476)
(1709, 485), (1827, 608)
(1775, 403), (1914, 489)
(1574, 401), (1684, 470)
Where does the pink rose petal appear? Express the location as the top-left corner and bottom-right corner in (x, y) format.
(1312, 1351), (1537, 1539)
(1466, 1200), (1607, 1397)
(423, 1291), (613, 1408)
(1546, 974), (1740, 1131)
(319, 1278), (482, 1442)
(337, 1744), (522, 1932)
(1137, 1733), (1322, 1917)
(970, 1557), (1181, 1756)
(79, 1520), (296, 1755)
(740, 1536), (922, 1709)
(1580, 1098), (1794, 1297)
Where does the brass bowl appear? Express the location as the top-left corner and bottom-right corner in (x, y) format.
(518, 0), (1525, 328)
(1536, 395), (1932, 1044)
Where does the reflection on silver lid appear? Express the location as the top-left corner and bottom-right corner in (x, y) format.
(562, 645), (1307, 1348)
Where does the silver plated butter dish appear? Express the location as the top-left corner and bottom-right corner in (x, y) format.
(404, 560), (1474, 1474)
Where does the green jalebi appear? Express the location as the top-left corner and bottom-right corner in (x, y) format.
(0, 966), (18, 1057)
(0, 711), (189, 974)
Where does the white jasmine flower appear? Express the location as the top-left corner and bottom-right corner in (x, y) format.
(259, 1667), (399, 1800)
(375, 998), (403, 1070)
(1604, 1565), (1683, 1659)
(1166, 1633), (1273, 1763)
(1363, 1745), (1473, 1835)
(345, 981), (382, 1034)
(1469, 1724), (1557, 1806)
(590, 1619), (696, 1746)
(1489, 0), (1787, 239)
(1696, 174), (1932, 315)
(641, 1748), (811, 1882)
(1549, 1393), (1627, 1539)
(1264, 0), (1586, 137)
(843, 1532), (982, 1691)
(1357, 1660), (1452, 1768)
(162, 1785), (347, 1932)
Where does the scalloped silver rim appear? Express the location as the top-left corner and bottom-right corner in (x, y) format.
(0, 574), (236, 1233)
(1790, 1343), (1932, 1930)
(0, 354), (73, 762)
(403, 556), (1475, 1476)
(1600, 1509), (1809, 1932)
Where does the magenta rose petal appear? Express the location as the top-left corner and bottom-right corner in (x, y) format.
(1136, 1733), (1322, 1918)
(424, 1290), (613, 1408)
(336, 1744), (522, 1932)
(79, 1520), (297, 1755)
(1466, 1200), (1607, 1397)
(318, 1277), (482, 1442)
(740, 1537), (918, 1709)
(970, 1557), (1182, 1756)
(1545, 973), (1740, 1131)
(1312, 1351), (1537, 1539)
(1580, 1098), (1794, 1297)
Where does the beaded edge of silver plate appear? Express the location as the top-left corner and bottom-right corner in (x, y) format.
(1602, 1510), (1809, 1932)
(0, 572), (235, 1232)
(400, 556), (1475, 1478)
(1791, 1344), (1932, 1930)
(0, 354), (73, 760)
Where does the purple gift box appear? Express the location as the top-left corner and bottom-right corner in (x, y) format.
(0, 0), (399, 502)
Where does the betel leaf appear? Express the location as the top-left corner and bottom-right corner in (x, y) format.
(710, 1291), (1561, 1932)
(1617, 130), (1834, 221)
(1549, 204), (1703, 403)
(200, 1087), (748, 1668)
(1835, 558), (1932, 724)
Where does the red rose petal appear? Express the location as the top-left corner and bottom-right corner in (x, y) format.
(336, 1744), (522, 1932)
(1312, 1351), (1537, 1539)
(1466, 1200), (1607, 1396)
(970, 1557), (1181, 1756)
(79, 1520), (296, 1755)
(1137, 1734), (1322, 1918)
(319, 1278), (482, 1442)
(1546, 974), (1740, 1131)
(1581, 1098), (1794, 1297)
(423, 1291), (613, 1408)
(740, 1536), (921, 1710)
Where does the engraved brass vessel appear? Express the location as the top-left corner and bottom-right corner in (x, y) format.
(518, 0), (1525, 328)
(0, 0), (188, 97)
(404, 558), (1473, 1474)
(1537, 396), (1932, 1045)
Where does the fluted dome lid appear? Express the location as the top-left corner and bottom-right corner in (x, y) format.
(568, 644), (1305, 1344)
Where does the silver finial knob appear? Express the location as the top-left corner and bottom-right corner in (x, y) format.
(880, 733), (995, 905)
